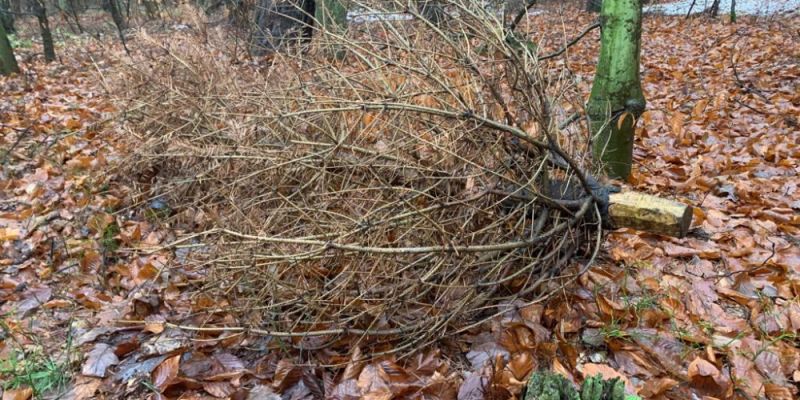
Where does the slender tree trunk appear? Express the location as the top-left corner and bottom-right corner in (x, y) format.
(0, 17), (19, 75)
(708, 0), (720, 17)
(586, 0), (602, 12)
(106, 0), (129, 54)
(33, 0), (56, 62)
(0, 0), (14, 34)
(54, 2), (79, 34)
(588, 0), (645, 179)
(730, 0), (736, 22)
(685, 0), (697, 18)
(66, 0), (84, 33)
(142, 0), (159, 19)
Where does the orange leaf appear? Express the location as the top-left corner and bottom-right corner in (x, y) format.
(0, 227), (21, 241)
(507, 352), (535, 380)
(764, 383), (793, 400)
(670, 112), (685, 137)
(2, 387), (33, 400)
(203, 381), (235, 398)
(152, 354), (181, 391)
(144, 314), (166, 334)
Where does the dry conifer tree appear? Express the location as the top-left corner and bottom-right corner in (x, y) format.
(118, 0), (683, 358)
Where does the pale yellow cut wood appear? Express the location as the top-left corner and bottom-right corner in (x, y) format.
(608, 191), (693, 238)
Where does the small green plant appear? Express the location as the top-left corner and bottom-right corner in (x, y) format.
(524, 372), (641, 400)
(600, 320), (630, 341)
(0, 322), (74, 398)
(8, 34), (33, 49)
(697, 320), (714, 335)
(101, 222), (121, 253)
(0, 348), (70, 396)
(623, 291), (661, 318)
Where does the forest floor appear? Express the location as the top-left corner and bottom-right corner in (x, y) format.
(1, 5), (799, 400)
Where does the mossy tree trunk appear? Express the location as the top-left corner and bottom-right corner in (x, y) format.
(33, 0), (56, 62)
(0, 0), (14, 34)
(587, 0), (645, 179)
(0, 17), (19, 75)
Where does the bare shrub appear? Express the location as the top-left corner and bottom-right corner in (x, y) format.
(116, 0), (602, 356)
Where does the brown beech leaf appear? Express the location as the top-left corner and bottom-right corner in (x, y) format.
(203, 381), (235, 398)
(144, 314), (166, 334)
(61, 376), (102, 400)
(687, 358), (729, 396)
(215, 352), (246, 371)
(638, 377), (678, 398)
(507, 352), (535, 380)
(2, 387), (33, 400)
(81, 343), (120, 378)
(272, 359), (302, 392)
(764, 383), (794, 400)
(342, 347), (364, 381)
(152, 354), (181, 392)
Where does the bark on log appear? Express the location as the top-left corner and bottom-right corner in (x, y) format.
(607, 191), (692, 238)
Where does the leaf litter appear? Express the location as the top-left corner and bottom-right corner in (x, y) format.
(0, 3), (798, 400)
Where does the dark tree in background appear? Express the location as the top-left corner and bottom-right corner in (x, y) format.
(0, 0), (14, 33)
(65, 0), (85, 33)
(105, 0), (130, 54)
(708, 0), (721, 16)
(586, 0), (602, 12)
(32, 0), (55, 62)
(0, 15), (19, 74)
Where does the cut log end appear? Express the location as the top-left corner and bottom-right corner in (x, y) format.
(607, 191), (693, 238)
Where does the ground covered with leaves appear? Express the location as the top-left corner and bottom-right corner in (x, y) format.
(1, 4), (799, 400)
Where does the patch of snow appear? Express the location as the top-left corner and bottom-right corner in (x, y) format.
(346, 6), (545, 24)
(347, 11), (414, 23)
(644, 0), (800, 16)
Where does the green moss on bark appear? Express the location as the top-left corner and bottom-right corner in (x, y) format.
(0, 19), (19, 75)
(587, 0), (646, 179)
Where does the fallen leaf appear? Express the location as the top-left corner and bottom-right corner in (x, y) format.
(687, 357), (729, 396)
(152, 354), (181, 391)
(203, 381), (235, 398)
(638, 377), (678, 397)
(2, 387), (33, 400)
(81, 343), (120, 378)
(764, 383), (794, 400)
(61, 376), (102, 400)
(144, 314), (166, 334)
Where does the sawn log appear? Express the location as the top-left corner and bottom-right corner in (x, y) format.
(607, 191), (693, 238)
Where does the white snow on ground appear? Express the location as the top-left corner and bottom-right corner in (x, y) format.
(644, 0), (800, 16)
(346, 7), (544, 24)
